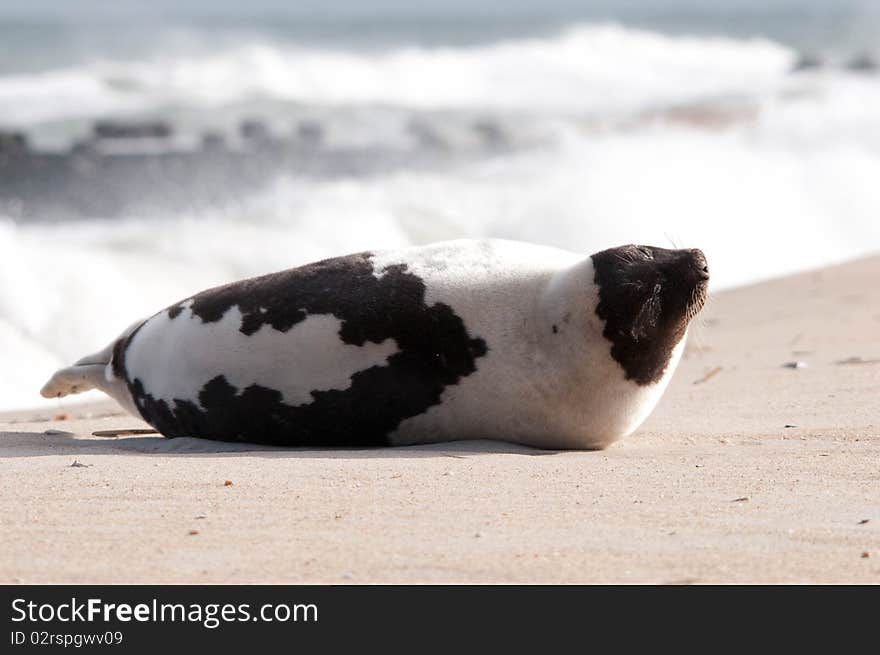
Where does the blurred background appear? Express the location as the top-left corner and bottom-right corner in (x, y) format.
(1, 0), (879, 410)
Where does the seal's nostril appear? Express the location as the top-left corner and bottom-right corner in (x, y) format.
(702, 266), (709, 274)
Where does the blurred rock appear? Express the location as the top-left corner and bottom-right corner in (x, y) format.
(239, 119), (271, 142)
(473, 120), (507, 148)
(845, 53), (878, 73)
(0, 131), (28, 155)
(94, 120), (173, 139)
(407, 120), (446, 149)
(200, 131), (227, 151)
(790, 53), (823, 73)
(296, 121), (324, 147)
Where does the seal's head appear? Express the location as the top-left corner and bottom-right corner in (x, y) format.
(591, 245), (709, 385)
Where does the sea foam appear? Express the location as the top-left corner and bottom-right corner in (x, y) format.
(0, 24), (793, 125)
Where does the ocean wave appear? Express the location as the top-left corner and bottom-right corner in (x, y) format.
(0, 23), (794, 125)
(3, 117), (880, 411)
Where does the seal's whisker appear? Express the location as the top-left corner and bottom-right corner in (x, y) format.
(688, 319), (706, 355)
(663, 232), (680, 249)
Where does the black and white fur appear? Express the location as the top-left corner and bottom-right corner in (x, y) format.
(41, 239), (709, 449)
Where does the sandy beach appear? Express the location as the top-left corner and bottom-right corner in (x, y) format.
(1, 255), (878, 584)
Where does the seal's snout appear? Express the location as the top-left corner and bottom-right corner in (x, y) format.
(664, 248), (709, 313)
(686, 248), (710, 282)
(662, 247), (708, 285)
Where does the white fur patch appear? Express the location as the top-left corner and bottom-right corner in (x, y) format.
(124, 306), (398, 408)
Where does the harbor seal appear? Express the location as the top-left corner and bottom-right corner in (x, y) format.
(41, 239), (709, 449)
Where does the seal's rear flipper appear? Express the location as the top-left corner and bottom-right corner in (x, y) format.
(40, 364), (107, 398)
(40, 341), (116, 399)
(39, 319), (146, 420)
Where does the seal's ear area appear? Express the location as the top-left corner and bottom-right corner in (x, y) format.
(591, 244), (664, 340)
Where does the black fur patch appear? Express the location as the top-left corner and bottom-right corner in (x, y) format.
(592, 245), (708, 386)
(123, 253), (488, 446)
(110, 321), (145, 381)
